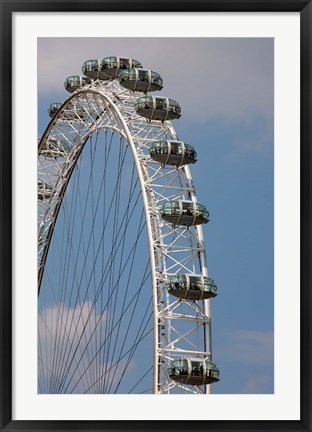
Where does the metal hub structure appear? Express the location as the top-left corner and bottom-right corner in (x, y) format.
(38, 64), (218, 394)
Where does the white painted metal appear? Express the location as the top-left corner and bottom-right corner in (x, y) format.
(38, 76), (213, 394)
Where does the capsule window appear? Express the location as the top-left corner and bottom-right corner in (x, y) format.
(172, 201), (180, 214)
(103, 57), (118, 69)
(119, 70), (132, 82)
(172, 360), (180, 369)
(132, 59), (143, 68)
(49, 103), (61, 111)
(150, 141), (169, 155)
(181, 202), (194, 216)
(155, 98), (166, 110)
(184, 143), (197, 160)
(169, 99), (181, 115)
(138, 97), (143, 107)
(205, 362), (220, 379)
(203, 278), (216, 294)
(189, 276), (201, 290)
(163, 201), (176, 215)
(71, 76), (80, 86)
(138, 69), (148, 80)
(82, 60), (99, 72)
(170, 274), (187, 290)
(151, 71), (162, 84)
(196, 204), (209, 220)
(143, 97), (153, 109)
(191, 360), (203, 376)
(170, 142), (182, 155)
(90, 60), (99, 71)
(170, 360), (180, 376)
(134, 99), (140, 110)
(162, 202), (171, 215)
(161, 142), (169, 154)
(119, 58), (131, 69)
(48, 103), (62, 117)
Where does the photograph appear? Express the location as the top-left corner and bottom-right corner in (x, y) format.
(2, 3), (310, 429)
(37, 37), (274, 395)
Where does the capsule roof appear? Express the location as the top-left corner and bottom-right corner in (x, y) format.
(134, 96), (181, 121)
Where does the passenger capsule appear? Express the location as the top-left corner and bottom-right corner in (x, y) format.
(82, 59), (108, 80)
(48, 103), (62, 118)
(101, 56), (143, 79)
(166, 274), (217, 300)
(118, 69), (163, 93)
(134, 96), (181, 121)
(160, 200), (209, 226)
(150, 140), (197, 166)
(168, 358), (220, 385)
(38, 181), (53, 201)
(64, 75), (92, 93)
(40, 137), (72, 158)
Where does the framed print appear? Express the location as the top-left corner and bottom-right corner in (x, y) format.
(1, 1), (311, 431)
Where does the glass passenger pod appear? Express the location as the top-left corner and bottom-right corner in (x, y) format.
(48, 103), (62, 118)
(101, 57), (143, 79)
(64, 75), (92, 93)
(40, 137), (72, 158)
(149, 140), (197, 166)
(134, 96), (181, 121)
(81, 59), (108, 80)
(160, 200), (209, 226)
(118, 68), (163, 93)
(168, 358), (220, 385)
(38, 181), (53, 201)
(166, 274), (217, 300)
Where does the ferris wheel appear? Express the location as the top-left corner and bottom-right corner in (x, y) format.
(38, 56), (220, 395)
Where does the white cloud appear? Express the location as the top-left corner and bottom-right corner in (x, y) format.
(217, 329), (274, 366)
(38, 301), (131, 394)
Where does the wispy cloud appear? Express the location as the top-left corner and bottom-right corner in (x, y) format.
(242, 372), (273, 393)
(213, 329), (274, 394)
(217, 329), (274, 366)
(229, 116), (274, 158)
(38, 302), (128, 394)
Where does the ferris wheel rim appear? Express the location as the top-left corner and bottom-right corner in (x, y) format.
(38, 80), (213, 395)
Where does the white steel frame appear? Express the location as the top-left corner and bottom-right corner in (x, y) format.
(38, 78), (214, 395)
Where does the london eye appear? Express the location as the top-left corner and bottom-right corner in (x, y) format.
(38, 56), (220, 394)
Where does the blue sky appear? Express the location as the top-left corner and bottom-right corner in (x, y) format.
(38, 37), (274, 394)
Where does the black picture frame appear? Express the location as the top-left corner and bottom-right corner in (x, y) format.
(1, 1), (311, 431)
